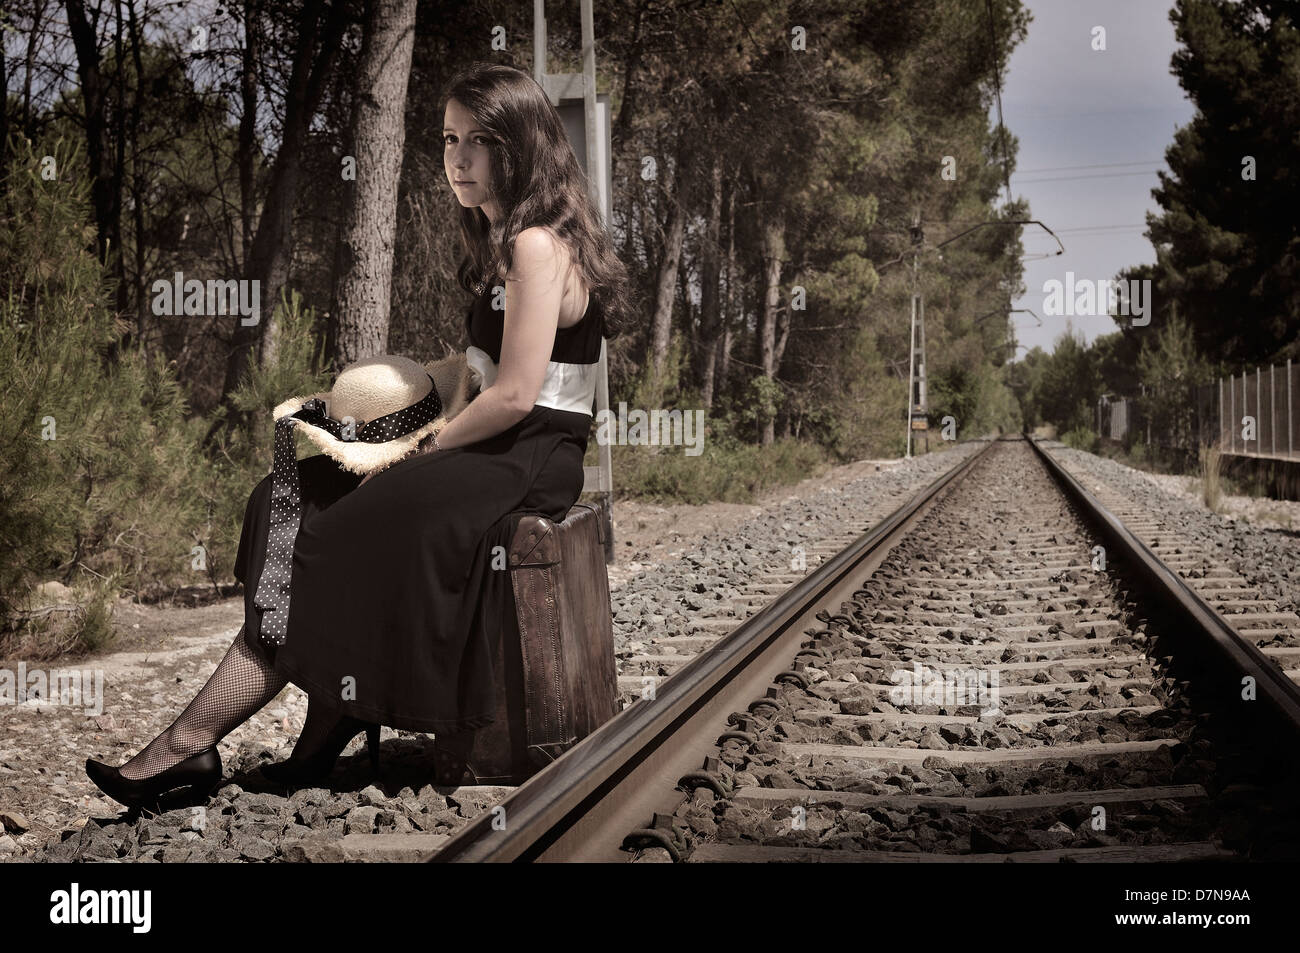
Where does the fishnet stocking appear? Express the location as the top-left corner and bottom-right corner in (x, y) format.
(118, 626), (286, 779)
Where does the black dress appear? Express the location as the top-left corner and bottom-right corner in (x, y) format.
(232, 282), (605, 732)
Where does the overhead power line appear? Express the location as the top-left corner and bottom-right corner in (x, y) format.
(1018, 160), (1163, 174)
(1012, 169), (1161, 183)
(1054, 224), (1147, 233)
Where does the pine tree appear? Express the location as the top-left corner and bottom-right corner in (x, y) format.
(1148, 0), (1300, 365)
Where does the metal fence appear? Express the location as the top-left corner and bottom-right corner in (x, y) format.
(1098, 359), (1300, 460)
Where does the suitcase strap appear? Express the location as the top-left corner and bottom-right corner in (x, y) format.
(509, 516), (575, 764)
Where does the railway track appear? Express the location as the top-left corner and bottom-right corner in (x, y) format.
(1043, 441), (1300, 672)
(610, 453), (980, 707)
(430, 436), (1300, 863)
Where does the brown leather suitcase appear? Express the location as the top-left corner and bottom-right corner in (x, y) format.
(432, 501), (619, 785)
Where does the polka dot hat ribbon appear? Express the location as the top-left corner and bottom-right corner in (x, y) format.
(251, 375), (443, 646)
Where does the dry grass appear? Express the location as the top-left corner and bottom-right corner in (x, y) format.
(0, 580), (118, 663)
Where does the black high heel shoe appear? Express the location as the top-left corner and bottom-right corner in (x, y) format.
(85, 748), (222, 810)
(262, 706), (381, 785)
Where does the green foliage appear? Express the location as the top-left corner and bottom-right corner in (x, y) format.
(1061, 427), (1099, 453)
(12, 576), (120, 661)
(0, 135), (327, 653)
(1092, 330), (1143, 396)
(733, 375), (785, 441)
(1006, 346), (1047, 429)
(584, 363), (832, 503)
(810, 326), (908, 459)
(195, 289), (332, 589)
(726, 0), (1032, 464)
(1135, 312), (1211, 450)
(0, 135), (206, 647)
(605, 432), (829, 505)
(928, 358), (1021, 439)
(1023, 328), (1101, 434)
(1144, 0), (1300, 365)
(626, 334), (690, 418)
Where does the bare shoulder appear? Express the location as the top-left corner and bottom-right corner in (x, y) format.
(509, 226), (573, 277)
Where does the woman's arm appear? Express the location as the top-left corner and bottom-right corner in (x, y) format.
(434, 226), (568, 451)
(431, 384), (528, 450)
(358, 227), (566, 490)
(358, 385), (524, 486)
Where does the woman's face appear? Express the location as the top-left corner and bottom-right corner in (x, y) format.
(443, 98), (498, 220)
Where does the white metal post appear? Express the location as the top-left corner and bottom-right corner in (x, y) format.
(533, 0), (546, 83)
(1289, 358), (1294, 458)
(1272, 363), (1277, 456)
(918, 293), (928, 453)
(581, 0), (599, 216)
(906, 291), (916, 459)
(537, 0), (616, 559)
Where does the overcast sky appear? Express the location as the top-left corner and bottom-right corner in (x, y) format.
(996, 0), (1196, 355)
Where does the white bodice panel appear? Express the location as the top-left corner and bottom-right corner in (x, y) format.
(465, 338), (604, 416)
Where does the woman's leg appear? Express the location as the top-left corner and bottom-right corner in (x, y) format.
(117, 625), (286, 779)
(114, 454), (359, 779)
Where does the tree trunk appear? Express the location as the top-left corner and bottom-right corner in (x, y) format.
(0, 9), (8, 196)
(329, 0), (417, 367)
(758, 214), (785, 445)
(111, 0), (128, 324)
(65, 0), (114, 267)
(239, 0), (261, 269)
(611, 0), (648, 153)
(717, 184), (737, 399)
(213, 0), (349, 417)
(648, 157), (687, 398)
(775, 268), (796, 370)
(127, 0), (149, 344)
(22, 1), (48, 137)
(697, 157), (724, 410)
(253, 0), (349, 373)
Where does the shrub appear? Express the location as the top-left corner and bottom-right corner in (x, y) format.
(1060, 426), (1099, 453)
(0, 135), (326, 655)
(0, 136), (204, 649)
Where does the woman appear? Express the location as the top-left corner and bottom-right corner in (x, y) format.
(84, 62), (633, 808)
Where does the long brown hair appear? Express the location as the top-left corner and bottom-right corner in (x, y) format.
(440, 63), (634, 341)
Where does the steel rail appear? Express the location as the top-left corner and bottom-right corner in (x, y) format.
(1028, 437), (1300, 736)
(430, 437), (1000, 862)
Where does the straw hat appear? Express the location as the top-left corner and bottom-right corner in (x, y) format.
(272, 352), (476, 476)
